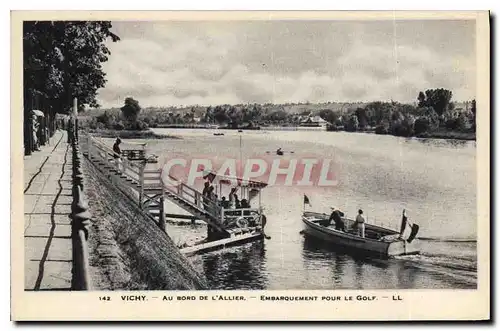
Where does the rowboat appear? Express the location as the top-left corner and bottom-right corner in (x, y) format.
(301, 211), (421, 257)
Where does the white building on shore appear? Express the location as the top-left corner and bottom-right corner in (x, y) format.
(299, 116), (329, 128)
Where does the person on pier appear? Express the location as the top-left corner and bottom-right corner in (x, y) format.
(241, 199), (250, 216)
(112, 138), (123, 172)
(234, 194), (241, 209)
(228, 187), (238, 208)
(202, 181), (210, 197)
(220, 196), (230, 209)
(208, 186), (219, 216)
(201, 182), (213, 209)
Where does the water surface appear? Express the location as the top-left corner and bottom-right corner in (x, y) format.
(141, 129), (477, 289)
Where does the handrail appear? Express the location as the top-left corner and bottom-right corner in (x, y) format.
(222, 208), (260, 217)
(69, 129), (92, 290)
(163, 174), (223, 223)
(89, 136), (143, 182)
(221, 208), (262, 227)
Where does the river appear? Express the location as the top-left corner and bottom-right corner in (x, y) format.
(140, 128), (477, 289)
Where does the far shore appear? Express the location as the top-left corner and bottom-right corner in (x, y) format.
(327, 126), (476, 141)
(153, 124), (476, 141)
(85, 126), (476, 142)
(87, 128), (180, 140)
(413, 130), (476, 141)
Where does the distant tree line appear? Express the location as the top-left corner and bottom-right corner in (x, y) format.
(87, 88), (476, 140)
(324, 88), (475, 138)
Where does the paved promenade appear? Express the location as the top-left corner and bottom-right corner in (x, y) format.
(24, 130), (74, 290)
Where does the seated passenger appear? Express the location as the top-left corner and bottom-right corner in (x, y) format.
(220, 196), (230, 209)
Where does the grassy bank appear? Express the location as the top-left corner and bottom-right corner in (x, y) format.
(83, 157), (207, 290)
(375, 129), (476, 141)
(329, 125), (476, 141)
(88, 128), (180, 140)
(414, 130), (476, 141)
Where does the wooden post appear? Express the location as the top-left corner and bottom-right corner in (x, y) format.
(139, 165), (145, 207)
(159, 195), (166, 232)
(87, 135), (92, 159)
(259, 190), (262, 213)
(159, 170), (166, 232)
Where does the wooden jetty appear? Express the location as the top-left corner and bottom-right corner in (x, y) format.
(83, 134), (269, 257)
(180, 232), (263, 257)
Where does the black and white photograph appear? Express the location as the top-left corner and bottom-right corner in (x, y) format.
(12, 10), (490, 321)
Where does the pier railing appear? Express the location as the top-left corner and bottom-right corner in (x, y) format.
(87, 136), (143, 185)
(85, 134), (227, 233)
(68, 126), (92, 290)
(221, 208), (261, 226)
(163, 174), (223, 224)
(84, 133), (240, 235)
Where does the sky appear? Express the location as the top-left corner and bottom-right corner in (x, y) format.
(96, 20), (476, 108)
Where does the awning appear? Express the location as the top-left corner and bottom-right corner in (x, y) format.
(202, 170), (268, 189)
(32, 109), (45, 117)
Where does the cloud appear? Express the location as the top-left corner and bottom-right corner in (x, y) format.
(97, 21), (476, 108)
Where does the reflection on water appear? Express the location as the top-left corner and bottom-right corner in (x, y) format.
(191, 241), (268, 290)
(148, 129), (477, 289)
(412, 137), (475, 148)
(299, 235), (475, 289)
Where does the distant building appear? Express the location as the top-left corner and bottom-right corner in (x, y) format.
(299, 116), (329, 128)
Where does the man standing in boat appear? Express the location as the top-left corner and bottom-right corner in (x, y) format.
(354, 209), (366, 238)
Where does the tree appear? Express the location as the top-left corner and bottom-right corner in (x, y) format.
(375, 120), (390, 135)
(417, 91), (426, 108)
(414, 117), (431, 135)
(214, 107), (230, 124)
(23, 21), (120, 112)
(420, 106), (440, 130)
(471, 99), (476, 132)
(354, 108), (368, 128)
(121, 97), (141, 122)
(345, 115), (359, 132)
(413, 107), (440, 134)
(265, 110), (289, 122)
(318, 109), (338, 124)
(23, 21), (120, 153)
(417, 88), (453, 116)
(364, 101), (393, 125)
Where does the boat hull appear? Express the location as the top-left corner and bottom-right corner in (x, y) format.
(302, 213), (420, 257)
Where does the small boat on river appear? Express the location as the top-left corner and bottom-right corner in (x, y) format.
(301, 210), (421, 258)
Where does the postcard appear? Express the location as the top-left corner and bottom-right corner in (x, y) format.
(11, 10), (490, 321)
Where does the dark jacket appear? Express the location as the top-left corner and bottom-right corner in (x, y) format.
(113, 143), (121, 159)
(322, 210), (345, 227)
